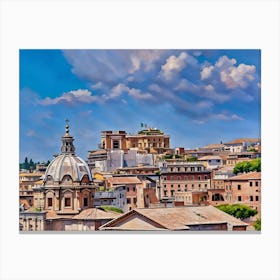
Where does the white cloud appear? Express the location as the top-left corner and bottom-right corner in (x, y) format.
(216, 56), (237, 68)
(79, 110), (93, 117)
(63, 50), (166, 85)
(91, 82), (103, 89)
(129, 50), (165, 73)
(193, 120), (205, 125)
(174, 79), (198, 92)
(127, 88), (153, 100)
(26, 129), (36, 137)
(216, 56), (256, 89)
(106, 83), (153, 101)
(159, 52), (188, 81)
(109, 83), (128, 98)
(212, 113), (244, 121)
(200, 65), (214, 80)
(39, 89), (98, 105)
(148, 84), (161, 93)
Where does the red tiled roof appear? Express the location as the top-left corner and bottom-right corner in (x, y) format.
(198, 155), (222, 160)
(229, 172), (261, 180)
(107, 176), (142, 185)
(100, 205), (248, 230)
(202, 143), (226, 149)
(72, 208), (121, 220)
(224, 138), (260, 145)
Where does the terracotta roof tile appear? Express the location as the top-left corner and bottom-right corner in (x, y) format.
(224, 138), (260, 145)
(101, 206), (248, 230)
(107, 176), (142, 185)
(198, 155), (222, 160)
(72, 208), (121, 220)
(229, 172), (261, 180)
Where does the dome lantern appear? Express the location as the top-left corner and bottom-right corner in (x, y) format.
(61, 119), (75, 155)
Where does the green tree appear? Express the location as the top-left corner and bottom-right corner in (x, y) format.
(163, 154), (173, 160)
(216, 204), (257, 220)
(187, 156), (198, 162)
(253, 218), (261, 231)
(233, 158), (261, 174)
(29, 158), (35, 170)
(22, 157), (29, 170)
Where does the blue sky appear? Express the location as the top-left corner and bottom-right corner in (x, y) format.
(20, 49), (261, 162)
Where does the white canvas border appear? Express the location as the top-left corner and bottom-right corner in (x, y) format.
(0, 1), (279, 280)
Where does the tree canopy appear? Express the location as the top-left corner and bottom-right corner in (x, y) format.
(19, 157), (50, 171)
(254, 218), (261, 231)
(216, 204), (258, 219)
(233, 158), (261, 174)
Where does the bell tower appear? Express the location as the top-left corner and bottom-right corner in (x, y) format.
(61, 119), (76, 155)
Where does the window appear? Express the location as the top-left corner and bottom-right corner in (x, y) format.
(250, 182), (253, 187)
(164, 190), (167, 196)
(47, 197), (52, 207)
(256, 196), (259, 201)
(127, 198), (131, 204)
(185, 167), (187, 172)
(198, 176), (201, 181)
(133, 197), (137, 204)
(65, 197), (71, 207)
(178, 176), (181, 180)
(170, 168), (173, 172)
(190, 167), (195, 172)
(171, 190), (174, 196)
(127, 187), (130, 192)
(164, 184), (167, 189)
(113, 140), (119, 149)
(237, 185), (241, 190)
(198, 184), (201, 189)
(170, 176), (174, 180)
(238, 196), (242, 201)
(204, 175), (208, 180)
(133, 187), (136, 192)
(250, 196), (253, 201)
(255, 181), (259, 187)
(178, 184), (181, 190)
(84, 197), (88, 207)
(192, 184), (194, 189)
(205, 184), (207, 189)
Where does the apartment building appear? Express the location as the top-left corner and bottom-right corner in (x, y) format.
(160, 162), (211, 199)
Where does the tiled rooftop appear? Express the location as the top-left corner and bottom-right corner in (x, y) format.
(107, 177), (142, 185)
(229, 172), (261, 180)
(224, 138), (261, 145)
(101, 205), (248, 230)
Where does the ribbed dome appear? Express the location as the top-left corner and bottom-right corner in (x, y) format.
(44, 154), (92, 183)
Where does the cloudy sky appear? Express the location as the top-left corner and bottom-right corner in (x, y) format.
(20, 49), (261, 162)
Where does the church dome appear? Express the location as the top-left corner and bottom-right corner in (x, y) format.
(43, 120), (92, 183)
(44, 154), (92, 183)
